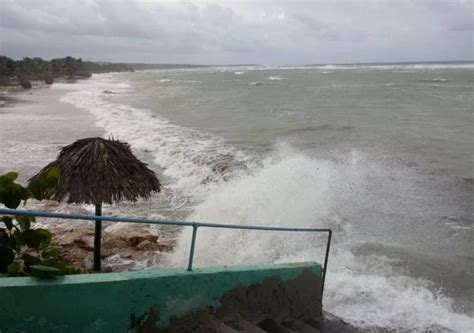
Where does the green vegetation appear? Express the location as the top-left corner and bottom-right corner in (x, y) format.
(0, 170), (80, 277)
(0, 55), (133, 87)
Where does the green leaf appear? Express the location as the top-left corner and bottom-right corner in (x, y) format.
(26, 180), (42, 201)
(64, 265), (81, 274)
(36, 229), (52, 248)
(30, 264), (63, 278)
(0, 172), (18, 186)
(3, 216), (13, 230)
(22, 253), (41, 268)
(9, 232), (17, 251)
(0, 246), (15, 273)
(21, 229), (52, 249)
(47, 168), (61, 180)
(39, 259), (67, 271)
(7, 260), (21, 276)
(15, 215), (35, 231)
(41, 248), (60, 260)
(27, 168), (61, 201)
(0, 182), (30, 208)
(0, 172), (19, 205)
(0, 229), (11, 247)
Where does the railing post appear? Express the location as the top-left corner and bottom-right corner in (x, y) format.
(187, 224), (199, 271)
(93, 203), (102, 272)
(321, 230), (332, 302)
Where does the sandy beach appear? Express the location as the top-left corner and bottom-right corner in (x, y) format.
(0, 84), (103, 181)
(0, 83), (177, 272)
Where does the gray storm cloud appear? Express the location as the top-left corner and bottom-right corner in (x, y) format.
(0, 0), (472, 64)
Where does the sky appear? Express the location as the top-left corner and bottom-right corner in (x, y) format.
(0, 0), (472, 65)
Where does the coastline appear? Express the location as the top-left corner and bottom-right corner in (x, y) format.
(1, 71), (472, 331)
(0, 83), (103, 180)
(0, 79), (177, 272)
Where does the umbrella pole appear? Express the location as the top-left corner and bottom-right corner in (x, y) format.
(94, 203), (102, 272)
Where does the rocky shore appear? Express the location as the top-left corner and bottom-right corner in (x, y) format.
(50, 222), (176, 272)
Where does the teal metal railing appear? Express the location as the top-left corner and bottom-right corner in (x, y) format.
(0, 208), (332, 300)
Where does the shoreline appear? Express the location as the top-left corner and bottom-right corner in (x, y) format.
(0, 79), (178, 273)
(0, 82), (103, 179)
(1, 72), (472, 332)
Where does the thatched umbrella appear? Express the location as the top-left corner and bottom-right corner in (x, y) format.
(30, 137), (161, 271)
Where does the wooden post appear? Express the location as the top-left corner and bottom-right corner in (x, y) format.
(94, 203), (102, 272)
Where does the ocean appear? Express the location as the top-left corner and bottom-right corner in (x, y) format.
(6, 63), (474, 331)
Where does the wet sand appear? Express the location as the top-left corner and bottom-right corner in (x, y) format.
(0, 85), (103, 181)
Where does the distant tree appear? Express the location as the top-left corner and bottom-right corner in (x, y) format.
(0, 56), (16, 77)
(64, 56), (78, 79)
(1, 55), (132, 84)
(51, 58), (63, 76)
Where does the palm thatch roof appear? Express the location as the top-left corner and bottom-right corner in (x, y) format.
(30, 137), (161, 204)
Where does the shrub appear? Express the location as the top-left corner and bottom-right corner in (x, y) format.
(0, 169), (80, 277)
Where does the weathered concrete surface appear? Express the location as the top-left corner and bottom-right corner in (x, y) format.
(143, 269), (322, 332)
(0, 262), (321, 333)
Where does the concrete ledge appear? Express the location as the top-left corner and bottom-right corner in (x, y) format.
(0, 262), (322, 333)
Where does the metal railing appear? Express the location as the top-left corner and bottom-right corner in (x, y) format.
(0, 208), (332, 300)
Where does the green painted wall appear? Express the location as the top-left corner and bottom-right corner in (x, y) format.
(0, 262), (321, 333)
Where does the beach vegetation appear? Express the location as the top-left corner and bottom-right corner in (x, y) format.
(0, 170), (80, 277)
(0, 55), (134, 87)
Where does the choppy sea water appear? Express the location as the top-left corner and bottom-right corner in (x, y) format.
(42, 64), (474, 331)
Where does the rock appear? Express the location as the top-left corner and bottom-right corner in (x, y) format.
(46, 221), (171, 272)
(123, 232), (159, 247)
(76, 71), (92, 78)
(136, 240), (157, 251)
(44, 76), (54, 84)
(19, 78), (32, 89)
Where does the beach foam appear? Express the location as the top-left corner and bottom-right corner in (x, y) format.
(59, 74), (250, 206)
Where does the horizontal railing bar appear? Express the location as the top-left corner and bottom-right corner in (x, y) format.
(0, 209), (331, 233)
(1, 207), (332, 302)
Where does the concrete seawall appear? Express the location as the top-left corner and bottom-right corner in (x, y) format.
(0, 262), (322, 332)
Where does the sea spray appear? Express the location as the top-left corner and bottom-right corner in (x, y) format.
(164, 147), (474, 331)
(56, 72), (474, 332)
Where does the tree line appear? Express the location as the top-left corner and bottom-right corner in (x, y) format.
(0, 55), (133, 86)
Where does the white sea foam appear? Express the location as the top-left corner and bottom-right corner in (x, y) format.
(321, 64), (474, 70)
(234, 71), (245, 75)
(59, 74), (249, 204)
(430, 77), (448, 82)
(59, 73), (474, 332)
(267, 76), (284, 81)
(164, 148), (474, 332)
(274, 63), (474, 71)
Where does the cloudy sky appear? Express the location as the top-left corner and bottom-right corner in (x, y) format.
(0, 0), (472, 65)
